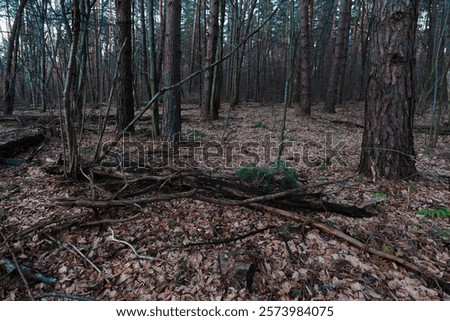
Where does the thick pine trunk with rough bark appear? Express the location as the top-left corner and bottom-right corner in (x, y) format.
(162, 0), (182, 141)
(115, 0), (135, 132)
(358, 0), (418, 181)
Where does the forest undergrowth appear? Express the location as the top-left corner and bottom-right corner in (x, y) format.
(0, 102), (449, 300)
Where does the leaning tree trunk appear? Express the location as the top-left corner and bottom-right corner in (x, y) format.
(115, 0), (135, 132)
(162, 0), (182, 141)
(358, 0), (418, 181)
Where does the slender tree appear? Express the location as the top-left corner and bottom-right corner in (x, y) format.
(148, 0), (160, 137)
(2, 0), (28, 115)
(298, 0), (311, 116)
(324, 0), (352, 113)
(201, 0), (220, 119)
(162, 0), (182, 141)
(359, 0), (419, 180)
(115, 0), (135, 132)
(62, 0), (81, 179)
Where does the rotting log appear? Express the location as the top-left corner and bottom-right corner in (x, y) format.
(0, 133), (45, 158)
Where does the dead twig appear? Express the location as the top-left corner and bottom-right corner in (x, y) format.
(80, 213), (143, 227)
(17, 212), (90, 238)
(43, 233), (103, 276)
(178, 226), (275, 248)
(0, 230), (35, 300)
(108, 228), (161, 261)
(50, 189), (197, 208)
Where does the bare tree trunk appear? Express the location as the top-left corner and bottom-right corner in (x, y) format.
(62, 0), (81, 179)
(162, 0), (182, 141)
(201, 0), (219, 119)
(358, 0), (419, 181)
(210, 0), (226, 119)
(324, 0), (352, 113)
(148, 0), (160, 137)
(115, 0), (135, 132)
(2, 0), (28, 115)
(298, 0), (311, 116)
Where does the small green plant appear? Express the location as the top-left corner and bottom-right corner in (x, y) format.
(382, 243), (394, 254)
(353, 229), (363, 241)
(192, 129), (206, 137)
(235, 159), (299, 189)
(286, 221), (295, 230)
(371, 191), (387, 199)
(291, 288), (302, 298)
(251, 121), (269, 129)
(434, 228), (450, 238)
(168, 219), (177, 227)
(417, 208), (450, 219)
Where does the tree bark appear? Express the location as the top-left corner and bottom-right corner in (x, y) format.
(298, 0), (311, 116)
(358, 0), (419, 180)
(148, 0), (160, 137)
(324, 0), (352, 113)
(115, 0), (135, 132)
(201, 0), (220, 120)
(162, 0), (182, 141)
(62, 0), (81, 179)
(2, 0), (29, 116)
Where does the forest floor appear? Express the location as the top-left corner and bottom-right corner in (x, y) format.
(1, 101), (449, 301)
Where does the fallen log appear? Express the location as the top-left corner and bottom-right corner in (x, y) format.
(414, 125), (450, 135)
(0, 257), (57, 286)
(0, 133), (45, 158)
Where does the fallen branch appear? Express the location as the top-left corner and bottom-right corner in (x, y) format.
(0, 230), (35, 300)
(251, 203), (450, 295)
(0, 257), (57, 287)
(50, 189), (197, 208)
(43, 233), (103, 276)
(80, 213), (142, 227)
(34, 292), (96, 301)
(108, 228), (162, 261)
(178, 226), (275, 247)
(17, 212), (90, 238)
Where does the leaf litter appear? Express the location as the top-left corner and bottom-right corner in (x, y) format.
(0, 102), (449, 300)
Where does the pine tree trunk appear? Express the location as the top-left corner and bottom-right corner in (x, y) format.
(358, 0), (418, 181)
(115, 0), (135, 132)
(324, 0), (352, 113)
(162, 0), (182, 141)
(201, 0), (219, 120)
(148, 0), (160, 137)
(298, 0), (311, 116)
